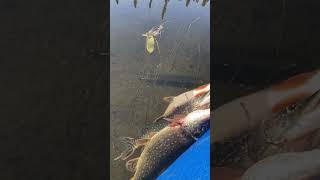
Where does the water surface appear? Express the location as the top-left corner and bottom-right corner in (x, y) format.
(110, 0), (210, 179)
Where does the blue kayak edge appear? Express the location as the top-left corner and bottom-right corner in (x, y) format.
(157, 130), (210, 180)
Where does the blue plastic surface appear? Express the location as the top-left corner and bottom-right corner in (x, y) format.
(157, 130), (210, 180)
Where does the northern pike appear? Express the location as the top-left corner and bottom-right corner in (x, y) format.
(154, 83), (210, 122)
(241, 150), (320, 180)
(119, 109), (210, 180)
(248, 89), (320, 162)
(212, 89), (320, 169)
(212, 69), (320, 144)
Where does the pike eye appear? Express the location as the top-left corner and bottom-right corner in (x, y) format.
(289, 104), (296, 110)
(285, 104), (296, 113)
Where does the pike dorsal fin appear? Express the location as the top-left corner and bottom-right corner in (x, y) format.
(126, 157), (140, 173)
(163, 96), (174, 103)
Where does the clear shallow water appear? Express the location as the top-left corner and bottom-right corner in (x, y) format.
(110, 0), (210, 179)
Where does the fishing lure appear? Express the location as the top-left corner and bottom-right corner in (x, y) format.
(142, 21), (167, 54)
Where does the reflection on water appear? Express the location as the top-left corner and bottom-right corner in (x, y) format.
(115, 0), (209, 19)
(111, 0), (209, 179)
(186, 0), (191, 7)
(161, 0), (168, 20)
(202, 0), (209, 6)
(134, 0), (137, 8)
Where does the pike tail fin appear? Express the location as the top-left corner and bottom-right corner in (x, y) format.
(114, 136), (151, 161)
(114, 137), (136, 161)
(126, 157), (139, 173)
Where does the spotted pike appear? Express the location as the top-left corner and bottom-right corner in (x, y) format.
(125, 109), (210, 180)
(242, 150), (320, 180)
(212, 69), (320, 144)
(154, 83), (210, 122)
(249, 89), (320, 162)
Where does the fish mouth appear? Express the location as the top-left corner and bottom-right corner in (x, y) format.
(300, 89), (320, 114)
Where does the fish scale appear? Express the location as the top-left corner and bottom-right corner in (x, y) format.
(129, 109), (210, 180)
(132, 126), (195, 180)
